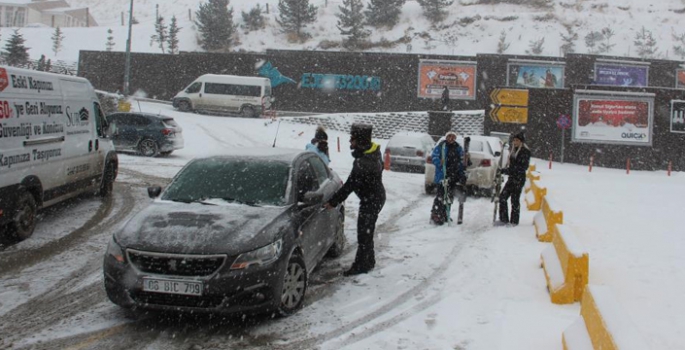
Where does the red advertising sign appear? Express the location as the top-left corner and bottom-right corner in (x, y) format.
(573, 96), (653, 146)
(0, 68), (9, 92)
(417, 60), (476, 100)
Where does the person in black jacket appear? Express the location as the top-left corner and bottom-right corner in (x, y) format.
(497, 132), (531, 226)
(324, 123), (386, 276)
(441, 85), (450, 111)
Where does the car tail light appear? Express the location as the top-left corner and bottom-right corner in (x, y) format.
(480, 159), (492, 167)
(161, 128), (173, 136)
(426, 155), (432, 164)
(416, 150), (424, 157)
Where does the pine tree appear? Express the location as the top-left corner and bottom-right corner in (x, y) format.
(276, 0), (318, 40)
(672, 31), (685, 59)
(560, 26), (577, 55)
(195, 0), (238, 51)
(167, 16), (182, 54)
(526, 37), (545, 56)
(106, 29), (115, 51)
(150, 15), (168, 53)
(496, 30), (510, 54)
(416, 0), (453, 23)
(634, 26), (657, 59)
(584, 31), (603, 54)
(3, 30), (30, 67)
(365, 0), (406, 29)
(598, 27), (615, 54)
(51, 26), (64, 56)
(242, 4), (266, 32)
(337, 0), (370, 49)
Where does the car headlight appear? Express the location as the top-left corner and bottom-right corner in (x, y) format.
(231, 239), (283, 270)
(106, 236), (126, 263)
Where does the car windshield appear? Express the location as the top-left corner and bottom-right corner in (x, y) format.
(161, 158), (290, 206)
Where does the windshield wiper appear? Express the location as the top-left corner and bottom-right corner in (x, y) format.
(169, 198), (217, 206)
(221, 197), (260, 207)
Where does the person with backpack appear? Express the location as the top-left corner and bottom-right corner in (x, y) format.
(430, 131), (469, 225)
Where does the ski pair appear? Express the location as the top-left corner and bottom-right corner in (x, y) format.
(441, 136), (470, 225)
(492, 134), (514, 224)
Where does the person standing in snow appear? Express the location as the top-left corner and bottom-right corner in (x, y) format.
(441, 85), (450, 111)
(305, 126), (330, 165)
(497, 132), (531, 226)
(430, 131), (469, 225)
(324, 123), (385, 276)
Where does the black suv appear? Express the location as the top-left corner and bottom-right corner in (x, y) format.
(106, 112), (184, 157)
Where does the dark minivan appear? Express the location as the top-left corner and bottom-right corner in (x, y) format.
(106, 112), (184, 157)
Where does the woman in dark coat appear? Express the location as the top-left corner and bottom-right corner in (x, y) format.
(498, 132), (531, 226)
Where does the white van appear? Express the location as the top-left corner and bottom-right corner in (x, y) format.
(0, 66), (117, 241)
(171, 74), (273, 118)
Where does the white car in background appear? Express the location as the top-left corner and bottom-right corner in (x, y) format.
(424, 135), (507, 196)
(385, 132), (436, 173)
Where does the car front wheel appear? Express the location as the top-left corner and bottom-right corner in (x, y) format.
(178, 100), (191, 112)
(241, 106), (256, 118)
(277, 253), (307, 316)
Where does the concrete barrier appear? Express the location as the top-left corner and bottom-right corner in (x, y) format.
(525, 178), (547, 211)
(534, 195), (563, 242)
(563, 285), (648, 350)
(541, 224), (588, 304)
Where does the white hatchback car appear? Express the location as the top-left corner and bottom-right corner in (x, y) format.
(424, 135), (507, 196)
(385, 132), (436, 173)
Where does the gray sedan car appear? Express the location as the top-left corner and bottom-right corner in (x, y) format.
(103, 149), (345, 317)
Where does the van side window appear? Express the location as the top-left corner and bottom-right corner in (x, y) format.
(185, 82), (201, 94)
(205, 83), (261, 97)
(94, 102), (107, 138)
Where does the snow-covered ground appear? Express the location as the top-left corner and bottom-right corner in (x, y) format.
(1, 0), (684, 63)
(70, 102), (685, 348)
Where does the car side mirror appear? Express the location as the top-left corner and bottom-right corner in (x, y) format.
(301, 191), (323, 205)
(494, 151), (501, 157)
(147, 186), (162, 198)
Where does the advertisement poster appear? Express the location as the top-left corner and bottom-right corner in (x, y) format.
(506, 64), (564, 89)
(593, 64), (649, 87)
(675, 69), (685, 89)
(573, 96), (653, 146)
(670, 100), (685, 133)
(417, 60), (476, 100)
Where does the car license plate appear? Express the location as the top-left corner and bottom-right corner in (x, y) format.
(142, 277), (203, 296)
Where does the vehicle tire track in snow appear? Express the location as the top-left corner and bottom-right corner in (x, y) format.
(0, 189), (137, 346)
(0, 189), (117, 277)
(271, 200), (492, 350)
(117, 168), (172, 186)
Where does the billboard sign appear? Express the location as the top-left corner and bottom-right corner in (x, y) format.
(417, 60), (476, 100)
(670, 100), (685, 133)
(506, 62), (565, 89)
(572, 95), (653, 146)
(676, 68), (685, 89)
(593, 63), (649, 87)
